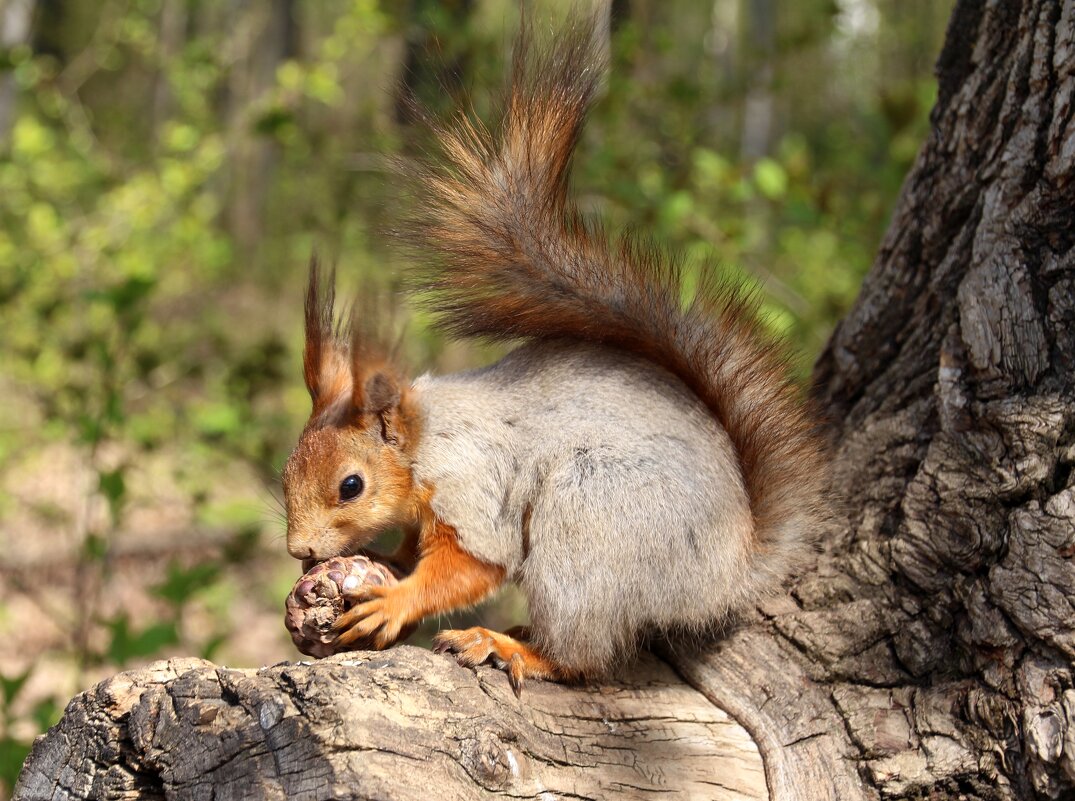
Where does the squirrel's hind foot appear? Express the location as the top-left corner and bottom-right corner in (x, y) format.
(432, 626), (566, 697)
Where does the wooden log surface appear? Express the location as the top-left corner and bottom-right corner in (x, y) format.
(14, 647), (767, 801)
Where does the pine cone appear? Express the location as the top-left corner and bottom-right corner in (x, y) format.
(284, 555), (405, 658)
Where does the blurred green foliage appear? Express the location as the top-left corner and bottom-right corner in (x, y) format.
(0, 0), (951, 791)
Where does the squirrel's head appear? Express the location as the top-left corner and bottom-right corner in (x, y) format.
(282, 264), (420, 562)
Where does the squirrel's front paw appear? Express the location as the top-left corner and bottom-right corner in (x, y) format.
(331, 584), (416, 649)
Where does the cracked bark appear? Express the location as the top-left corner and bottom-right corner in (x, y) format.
(13, 0), (1075, 798)
(13, 651), (765, 800)
(672, 1), (1075, 798)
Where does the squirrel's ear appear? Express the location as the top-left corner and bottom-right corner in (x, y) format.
(353, 368), (412, 448)
(356, 371), (400, 415)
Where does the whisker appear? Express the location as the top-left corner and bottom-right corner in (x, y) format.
(256, 475), (287, 513)
(259, 514), (288, 530)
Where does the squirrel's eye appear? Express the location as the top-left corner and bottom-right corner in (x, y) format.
(338, 474), (364, 502)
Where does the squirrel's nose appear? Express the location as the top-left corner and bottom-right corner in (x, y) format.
(287, 542), (314, 560)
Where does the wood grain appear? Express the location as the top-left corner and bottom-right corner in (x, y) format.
(14, 648), (766, 801)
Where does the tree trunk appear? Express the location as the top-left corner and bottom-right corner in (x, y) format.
(809, 0), (1072, 795)
(13, 0), (1075, 798)
(0, 0), (35, 143)
(673, 1), (1075, 798)
(739, 0), (777, 161)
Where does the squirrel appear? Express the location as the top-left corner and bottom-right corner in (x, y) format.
(281, 13), (829, 694)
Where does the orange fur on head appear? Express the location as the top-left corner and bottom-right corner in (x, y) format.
(284, 261), (422, 562)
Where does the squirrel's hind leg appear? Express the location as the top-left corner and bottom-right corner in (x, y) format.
(432, 626), (572, 697)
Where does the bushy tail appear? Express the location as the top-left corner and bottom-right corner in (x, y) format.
(401, 14), (829, 569)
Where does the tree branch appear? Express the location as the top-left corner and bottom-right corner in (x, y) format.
(14, 648), (767, 801)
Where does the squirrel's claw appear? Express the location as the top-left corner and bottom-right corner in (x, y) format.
(508, 653), (526, 698)
(431, 627), (562, 697)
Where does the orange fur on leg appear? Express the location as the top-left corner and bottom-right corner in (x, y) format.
(432, 627), (571, 697)
(333, 514), (504, 649)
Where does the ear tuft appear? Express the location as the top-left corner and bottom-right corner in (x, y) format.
(303, 257), (338, 402)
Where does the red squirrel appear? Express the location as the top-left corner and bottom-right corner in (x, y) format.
(282, 15), (829, 694)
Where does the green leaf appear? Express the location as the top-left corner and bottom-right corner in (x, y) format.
(193, 402), (242, 438)
(200, 632), (228, 662)
(30, 696), (63, 733)
(164, 122), (200, 153)
(84, 276), (155, 317)
(104, 615), (180, 664)
(0, 667), (32, 706)
(83, 533), (109, 562)
(253, 106), (295, 136)
(223, 525), (261, 563)
(753, 158), (789, 200)
(691, 147), (729, 186)
(659, 191), (693, 227)
(98, 469), (125, 504)
(98, 468), (126, 524)
(153, 561), (221, 608)
(0, 736), (32, 795)
(76, 413), (104, 446)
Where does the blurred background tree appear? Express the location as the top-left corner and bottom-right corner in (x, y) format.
(0, 0), (952, 794)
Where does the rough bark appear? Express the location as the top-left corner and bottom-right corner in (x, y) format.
(673, 1), (1075, 799)
(13, 649), (765, 800)
(13, 0), (1075, 799)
